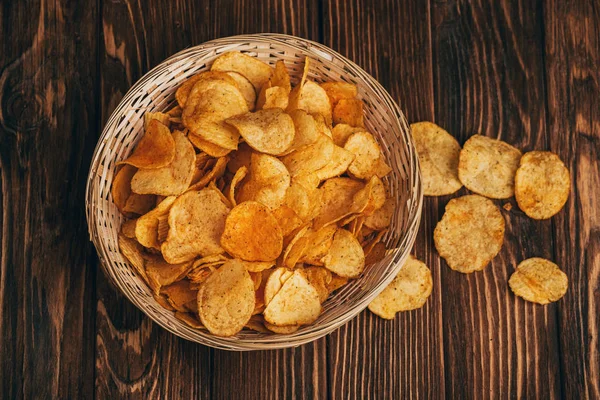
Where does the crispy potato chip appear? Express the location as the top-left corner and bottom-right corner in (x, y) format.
(211, 51), (273, 90)
(176, 71), (238, 107)
(144, 111), (171, 129)
(365, 242), (387, 265)
(192, 254), (228, 269)
(264, 267), (294, 306)
(271, 60), (291, 91)
(304, 266), (332, 303)
(131, 130), (196, 196)
(320, 81), (358, 107)
(264, 269), (322, 326)
(288, 80), (332, 126)
(514, 151), (570, 219)
(161, 188), (230, 263)
(271, 205), (303, 238)
(364, 197), (396, 230)
(300, 225), (338, 266)
(225, 71), (257, 110)
(188, 134), (232, 157)
(434, 194), (505, 273)
(373, 157), (393, 178)
(187, 156), (229, 192)
(174, 311), (205, 329)
(188, 265), (218, 284)
(368, 256), (432, 318)
(322, 228), (365, 278)
(161, 280), (198, 312)
(221, 201), (283, 261)
(282, 109), (319, 154)
(508, 258), (568, 304)
(249, 271), (263, 291)
(226, 108), (294, 156)
(118, 120), (175, 169)
(227, 166), (248, 207)
(135, 196), (177, 249)
(145, 256), (193, 295)
(313, 177), (364, 229)
(315, 145), (355, 181)
(331, 124), (365, 147)
(243, 260), (276, 273)
(458, 134), (522, 199)
(245, 315), (270, 333)
(111, 165), (138, 216)
(123, 192), (156, 215)
(197, 259), (255, 336)
(118, 233), (150, 285)
(281, 225), (311, 269)
(344, 131), (384, 179)
(362, 229), (387, 256)
(283, 180), (321, 223)
(121, 218), (137, 239)
(227, 142), (254, 173)
(167, 105), (182, 118)
(333, 98), (364, 127)
(156, 213), (170, 243)
(264, 321), (300, 334)
(256, 85), (289, 110)
(281, 134), (334, 177)
(237, 153), (291, 210)
(411, 121), (462, 196)
(154, 293), (176, 311)
(352, 175), (386, 216)
(326, 273), (349, 294)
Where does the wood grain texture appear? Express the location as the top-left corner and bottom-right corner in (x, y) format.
(0, 0), (98, 398)
(543, 1), (600, 398)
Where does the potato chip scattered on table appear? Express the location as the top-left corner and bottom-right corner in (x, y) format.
(508, 258), (568, 304)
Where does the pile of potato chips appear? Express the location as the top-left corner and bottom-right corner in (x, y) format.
(113, 51), (397, 336)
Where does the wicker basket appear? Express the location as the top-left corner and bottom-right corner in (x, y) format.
(86, 34), (422, 350)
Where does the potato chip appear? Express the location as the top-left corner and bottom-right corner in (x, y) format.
(333, 98), (364, 127)
(118, 233), (150, 285)
(365, 242), (387, 265)
(281, 225), (311, 269)
(144, 111), (171, 129)
(211, 51), (273, 91)
(167, 105), (182, 118)
(256, 86), (289, 110)
(271, 205), (303, 238)
(514, 151), (570, 220)
(176, 71), (239, 107)
(226, 108), (294, 156)
(243, 260), (275, 273)
(225, 71), (257, 110)
(368, 256), (432, 319)
(508, 258), (568, 304)
(315, 145), (355, 181)
(271, 60), (291, 91)
(304, 266), (332, 303)
(364, 197), (396, 230)
(372, 157), (393, 178)
(245, 315), (270, 333)
(300, 224), (338, 266)
(227, 142), (254, 173)
(161, 280), (198, 312)
(362, 229), (387, 256)
(326, 273), (349, 294)
(188, 134), (232, 157)
(458, 134), (522, 199)
(227, 166), (248, 207)
(122, 192), (156, 215)
(135, 196), (177, 249)
(221, 201), (283, 261)
(331, 124), (365, 147)
(161, 188), (230, 263)
(313, 177), (364, 229)
(264, 269), (321, 326)
(283, 109), (319, 154)
(351, 175), (386, 216)
(145, 256), (193, 295)
(281, 134), (334, 177)
(288, 80), (332, 126)
(131, 130), (196, 196)
(187, 156), (229, 192)
(320, 81), (358, 107)
(121, 218), (137, 239)
(174, 311), (205, 329)
(263, 267), (294, 306)
(264, 321), (300, 334)
(237, 153), (291, 210)
(188, 265), (218, 284)
(411, 121), (462, 196)
(322, 228), (365, 278)
(117, 120), (175, 169)
(344, 131), (384, 179)
(154, 294), (176, 311)
(434, 194), (505, 273)
(111, 165), (138, 216)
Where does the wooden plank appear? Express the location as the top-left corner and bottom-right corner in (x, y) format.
(0, 0), (98, 398)
(431, 0), (562, 398)
(543, 1), (600, 398)
(95, 1), (214, 398)
(323, 1), (445, 398)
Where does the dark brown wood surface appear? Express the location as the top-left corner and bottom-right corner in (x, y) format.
(0, 0), (598, 398)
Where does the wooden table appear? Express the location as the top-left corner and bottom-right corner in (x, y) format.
(1, 0), (598, 398)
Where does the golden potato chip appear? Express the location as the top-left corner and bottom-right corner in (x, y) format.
(373, 157), (393, 178)
(167, 105), (182, 118)
(111, 165), (138, 216)
(271, 205), (303, 238)
(264, 321), (299, 334)
(188, 134), (232, 157)
(225, 71), (257, 110)
(118, 233), (150, 285)
(434, 194), (505, 273)
(411, 121), (462, 196)
(245, 315), (270, 333)
(122, 192), (156, 215)
(300, 224), (338, 266)
(322, 228), (365, 278)
(131, 130), (196, 196)
(156, 212), (170, 243)
(458, 134), (522, 199)
(154, 294), (176, 311)
(304, 266), (332, 303)
(313, 177), (364, 229)
(351, 175), (386, 216)
(135, 196), (177, 249)
(144, 111), (171, 129)
(362, 229), (387, 256)
(237, 153), (291, 210)
(514, 151), (570, 220)
(326, 273), (349, 294)
(315, 145), (355, 181)
(187, 156), (229, 192)
(364, 197), (396, 230)
(263, 269), (322, 326)
(226, 108), (294, 156)
(314, 113), (333, 137)
(176, 71), (238, 107)
(145, 256), (193, 295)
(365, 242), (387, 265)
(117, 120), (175, 169)
(211, 51), (273, 90)
(243, 260), (276, 273)
(271, 60), (291, 91)
(288, 80), (332, 126)
(227, 165), (248, 207)
(281, 225), (311, 269)
(368, 256), (432, 318)
(283, 109), (319, 154)
(221, 201), (283, 261)
(227, 142), (254, 173)
(264, 267), (294, 306)
(333, 98), (364, 127)
(197, 259), (255, 336)
(320, 81), (358, 107)
(281, 134), (334, 177)
(207, 180), (232, 208)
(188, 265), (218, 284)
(161, 188), (230, 263)
(331, 124), (365, 147)
(161, 280), (198, 312)
(174, 311), (205, 329)
(121, 218), (137, 239)
(192, 254), (228, 269)
(508, 258), (568, 304)
(256, 85), (289, 110)
(344, 131), (384, 179)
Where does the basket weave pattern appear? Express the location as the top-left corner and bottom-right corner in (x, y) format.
(86, 34), (422, 350)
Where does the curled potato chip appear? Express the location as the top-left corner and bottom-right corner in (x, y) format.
(118, 120), (175, 169)
(281, 225), (311, 269)
(364, 196), (396, 230)
(264, 267), (294, 306)
(304, 266), (332, 303)
(368, 256), (433, 318)
(131, 130), (196, 196)
(176, 71), (238, 107)
(161, 188), (230, 263)
(322, 228), (365, 278)
(237, 153), (291, 210)
(313, 177), (364, 229)
(144, 111), (171, 129)
(197, 259), (255, 336)
(144, 255), (193, 294)
(333, 98), (364, 127)
(111, 165), (138, 216)
(288, 80), (332, 126)
(283, 109), (319, 154)
(281, 134), (334, 176)
(271, 205), (303, 238)
(344, 131), (384, 179)
(411, 122), (462, 196)
(118, 233), (150, 285)
(187, 156), (229, 192)
(227, 142), (254, 173)
(188, 265), (219, 284)
(227, 165), (248, 207)
(225, 71), (257, 110)
(226, 108), (294, 156)
(135, 196), (177, 249)
(508, 257), (568, 304)
(188, 134), (232, 157)
(315, 145), (355, 181)
(243, 260), (275, 273)
(122, 192), (156, 215)
(300, 224), (338, 266)
(161, 280), (198, 312)
(263, 269), (322, 326)
(514, 151), (570, 220)
(211, 51), (273, 90)
(271, 60), (291, 91)
(331, 124), (364, 147)
(351, 175), (386, 216)
(320, 81), (358, 107)
(221, 201), (283, 261)
(458, 135), (522, 199)
(434, 194), (505, 273)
